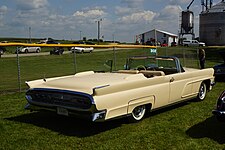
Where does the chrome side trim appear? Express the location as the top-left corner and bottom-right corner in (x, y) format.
(93, 84), (110, 90)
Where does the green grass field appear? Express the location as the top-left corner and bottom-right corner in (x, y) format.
(0, 47), (225, 149)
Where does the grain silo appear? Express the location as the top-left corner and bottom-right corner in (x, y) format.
(179, 0), (195, 42)
(181, 10), (194, 34)
(200, 0), (225, 46)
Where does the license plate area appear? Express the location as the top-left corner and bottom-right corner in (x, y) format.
(57, 107), (68, 116)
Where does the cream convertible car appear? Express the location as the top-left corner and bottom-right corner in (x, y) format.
(25, 56), (215, 122)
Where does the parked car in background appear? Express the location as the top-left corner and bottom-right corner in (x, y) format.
(72, 41), (86, 44)
(25, 55), (215, 122)
(39, 38), (60, 44)
(68, 41), (85, 51)
(171, 42), (177, 47)
(85, 41), (95, 45)
(0, 41), (8, 43)
(50, 47), (64, 55)
(145, 41), (154, 46)
(161, 43), (168, 47)
(68, 41), (95, 52)
(213, 51), (225, 81)
(0, 47), (6, 54)
(0, 50), (3, 57)
(212, 90), (225, 121)
(182, 40), (205, 47)
(0, 47), (5, 57)
(46, 40), (60, 44)
(70, 41), (95, 45)
(69, 41), (94, 53)
(145, 41), (161, 46)
(0, 43), (7, 57)
(71, 47), (94, 53)
(17, 47), (41, 53)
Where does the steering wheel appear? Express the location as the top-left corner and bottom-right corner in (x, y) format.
(146, 66), (156, 71)
(135, 65), (146, 71)
(146, 64), (157, 71)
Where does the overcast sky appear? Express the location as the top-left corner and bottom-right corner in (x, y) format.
(0, 0), (222, 42)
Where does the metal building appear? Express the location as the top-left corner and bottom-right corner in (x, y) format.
(136, 29), (178, 46)
(200, 0), (225, 46)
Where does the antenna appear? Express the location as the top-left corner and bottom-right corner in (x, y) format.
(202, 0), (213, 11)
(187, 0), (195, 10)
(210, 0), (213, 8)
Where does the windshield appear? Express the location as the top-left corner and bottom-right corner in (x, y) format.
(125, 56), (182, 75)
(126, 56), (176, 69)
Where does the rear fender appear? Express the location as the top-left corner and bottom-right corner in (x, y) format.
(127, 96), (155, 114)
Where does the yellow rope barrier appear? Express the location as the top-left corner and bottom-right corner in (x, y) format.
(0, 42), (156, 49)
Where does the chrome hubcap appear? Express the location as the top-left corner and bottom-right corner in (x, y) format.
(199, 84), (206, 99)
(132, 106), (145, 120)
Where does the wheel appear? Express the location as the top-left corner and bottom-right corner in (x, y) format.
(25, 49), (28, 53)
(129, 105), (146, 122)
(36, 49), (40, 53)
(197, 82), (207, 101)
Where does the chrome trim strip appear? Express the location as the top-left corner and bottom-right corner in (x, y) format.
(25, 101), (98, 113)
(94, 84), (110, 90)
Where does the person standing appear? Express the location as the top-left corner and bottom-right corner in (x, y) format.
(198, 48), (205, 69)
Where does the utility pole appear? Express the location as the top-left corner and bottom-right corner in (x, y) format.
(112, 34), (115, 43)
(96, 19), (102, 44)
(80, 31), (82, 40)
(29, 27), (31, 43)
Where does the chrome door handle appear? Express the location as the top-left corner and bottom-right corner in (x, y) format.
(170, 77), (175, 82)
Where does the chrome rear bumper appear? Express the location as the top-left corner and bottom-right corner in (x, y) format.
(25, 103), (106, 122)
(212, 110), (225, 116)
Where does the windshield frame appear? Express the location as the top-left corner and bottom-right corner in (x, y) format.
(125, 55), (184, 74)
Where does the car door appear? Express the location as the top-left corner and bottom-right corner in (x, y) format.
(168, 72), (194, 103)
(193, 40), (199, 46)
(27, 47), (34, 52)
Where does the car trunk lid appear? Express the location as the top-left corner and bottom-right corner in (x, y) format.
(27, 71), (146, 94)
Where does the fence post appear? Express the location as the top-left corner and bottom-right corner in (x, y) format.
(183, 47), (186, 67)
(73, 51), (77, 74)
(113, 47), (116, 71)
(16, 47), (21, 92)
